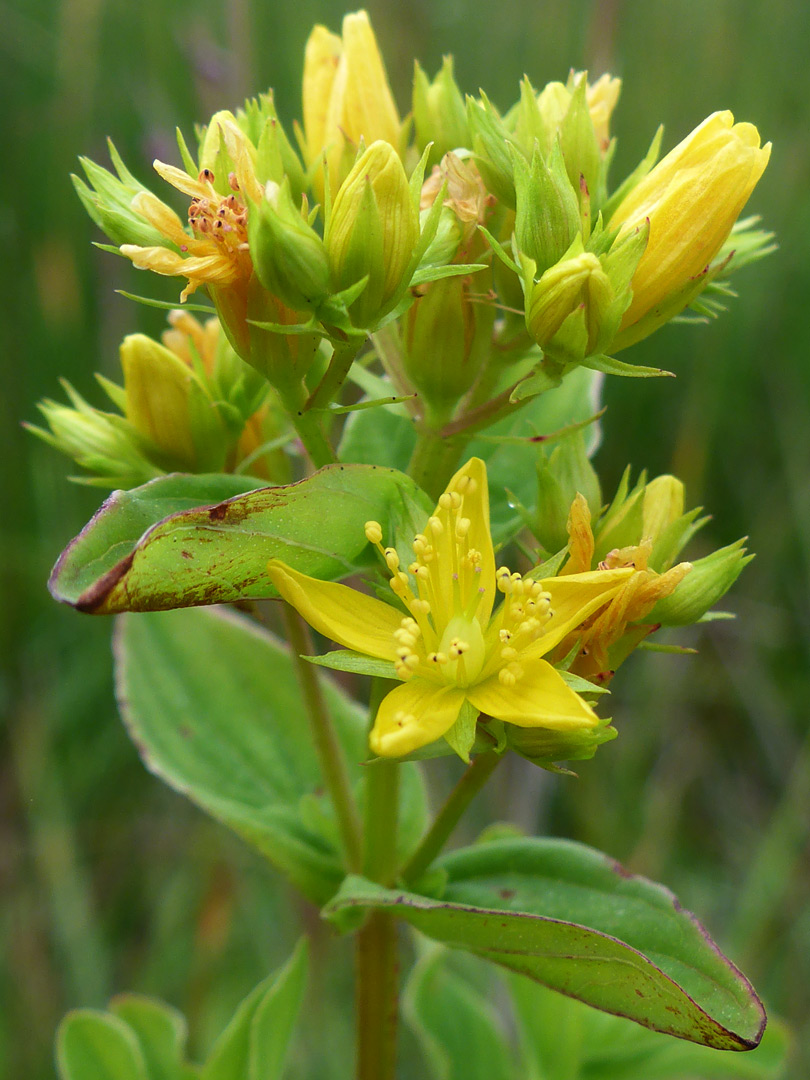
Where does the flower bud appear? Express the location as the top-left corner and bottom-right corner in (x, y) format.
(466, 95), (518, 207)
(514, 143), (581, 275)
(302, 11), (401, 194)
(649, 540), (753, 626)
(609, 111), (771, 348)
(248, 179), (331, 314)
(524, 243), (617, 365)
(120, 334), (227, 471)
(642, 474), (684, 557)
(413, 56), (470, 165)
(402, 273), (494, 414)
(506, 711), (616, 766)
(326, 141), (419, 328)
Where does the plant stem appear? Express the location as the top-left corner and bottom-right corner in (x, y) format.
(401, 752), (502, 885)
(355, 911), (398, 1080)
(277, 382), (336, 469)
(355, 680), (400, 1080)
(407, 426), (471, 500)
(306, 339), (364, 412)
(281, 603), (362, 872)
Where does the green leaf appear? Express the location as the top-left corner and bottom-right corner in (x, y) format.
(57, 1011), (149, 1080)
(115, 607), (365, 902)
(108, 996), (187, 1080)
(404, 948), (516, 1080)
(305, 650), (399, 679)
(50, 465), (431, 614)
(202, 939), (308, 1080)
(115, 606), (426, 902)
(511, 978), (790, 1080)
(582, 354), (674, 378)
(324, 838), (766, 1050)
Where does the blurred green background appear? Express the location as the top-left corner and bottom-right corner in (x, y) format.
(3, 0), (808, 1075)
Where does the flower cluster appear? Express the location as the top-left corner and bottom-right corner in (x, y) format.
(71, 9), (771, 423)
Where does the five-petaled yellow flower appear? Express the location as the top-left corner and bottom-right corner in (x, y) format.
(269, 459), (631, 758)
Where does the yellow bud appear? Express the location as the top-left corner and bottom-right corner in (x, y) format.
(610, 111), (771, 339)
(641, 475), (684, 543)
(326, 141), (419, 327)
(585, 73), (621, 152)
(120, 334), (199, 467)
(302, 10), (401, 194)
(525, 250), (615, 364)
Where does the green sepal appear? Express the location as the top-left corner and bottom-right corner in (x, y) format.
(304, 650), (399, 679)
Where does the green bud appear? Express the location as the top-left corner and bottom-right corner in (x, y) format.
(72, 143), (166, 248)
(28, 385), (160, 489)
(506, 712), (617, 766)
(524, 240), (617, 364)
(403, 273), (494, 414)
(649, 540), (753, 626)
(413, 57), (469, 165)
(558, 76), (603, 210)
(249, 179), (331, 314)
(466, 94), (519, 207)
(418, 205), (463, 269)
(514, 142), (581, 275)
(326, 141), (419, 328)
(534, 430), (601, 552)
(239, 91), (306, 198)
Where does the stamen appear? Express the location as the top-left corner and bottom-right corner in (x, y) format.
(364, 521), (383, 544)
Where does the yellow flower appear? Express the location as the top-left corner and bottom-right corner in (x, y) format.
(609, 111), (771, 337)
(302, 10), (401, 194)
(269, 459), (631, 758)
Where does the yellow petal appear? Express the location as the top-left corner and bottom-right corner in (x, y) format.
(426, 457), (496, 627)
(468, 659), (597, 729)
(523, 567), (634, 659)
(339, 11), (400, 151)
(267, 559), (402, 660)
(302, 24), (343, 163)
(370, 679), (465, 757)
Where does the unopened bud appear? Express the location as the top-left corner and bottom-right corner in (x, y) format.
(326, 141), (419, 328)
(524, 243), (617, 364)
(249, 179), (331, 313)
(649, 539), (753, 626)
(506, 713), (616, 765)
(413, 56), (469, 164)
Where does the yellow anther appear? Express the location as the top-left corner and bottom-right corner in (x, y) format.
(449, 638), (469, 658)
(501, 646), (517, 660)
(455, 474), (477, 495)
(455, 517), (471, 539)
(439, 493), (453, 510)
(403, 654), (420, 670)
(394, 710), (415, 727)
(395, 663), (415, 681)
(396, 646), (413, 658)
(499, 668), (517, 687)
(412, 598), (431, 615)
(499, 629), (512, 642)
(427, 515), (443, 535)
(364, 520), (383, 544)
(428, 651), (448, 664)
(384, 547), (400, 571)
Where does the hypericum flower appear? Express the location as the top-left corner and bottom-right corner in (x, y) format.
(609, 110), (771, 341)
(302, 10), (401, 194)
(121, 115), (261, 301)
(269, 458), (631, 758)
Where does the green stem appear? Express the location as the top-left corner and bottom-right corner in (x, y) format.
(306, 339), (364, 412)
(281, 603), (362, 872)
(401, 752), (502, 885)
(277, 382), (336, 469)
(355, 680), (400, 1080)
(355, 911), (398, 1080)
(407, 426), (472, 500)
